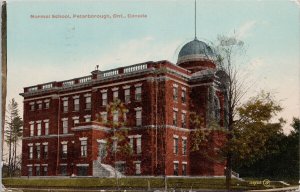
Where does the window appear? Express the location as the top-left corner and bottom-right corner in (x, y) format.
(81, 140), (87, 157)
(30, 103), (35, 111)
(101, 112), (107, 123)
(102, 92), (107, 106)
(123, 111), (128, 122)
(135, 162), (141, 175)
(182, 163), (187, 176)
(44, 121), (49, 135)
(36, 145), (41, 159)
(36, 166), (40, 176)
(63, 100), (68, 112)
(173, 137), (178, 155)
(37, 122), (41, 136)
(174, 162), (179, 176)
(98, 142), (107, 161)
(173, 86), (178, 101)
(30, 124), (34, 137)
(136, 110), (142, 126)
(136, 137), (142, 154)
(135, 86), (142, 101)
(73, 119), (79, 126)
(74, 98), (79, 111)
(60, 165), (67, 176)
(182, 113), (186, 128)
(113, 90), (118, 101)
(43, 166), (48, 176)
(29, 146), (33, 159)
(45, 101), (50, 109)
(182, 89), (186, 103)
(112, 139), (118, 152)
(62, 119), (68, 134)
(124, 89), (130, 103)
(77, 166), (88, 176)
(28, 167), (33, 176)
(113, 111), (118, 123)
(85, 96), (91, 110)
(62, 144), (68, 159)
(43, 145), (48, 159)
(37, 102), (42, 110)
(173, 111), (178, 126)
(115, 162), (125, 174)
(182, 138), (187, 155)
(129, 137), (133, 152)
(84, 115), (91, 122)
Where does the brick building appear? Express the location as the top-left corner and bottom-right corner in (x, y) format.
(20, 38), (228, 177)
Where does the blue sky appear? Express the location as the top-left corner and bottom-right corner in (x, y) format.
(7, 0), (299, 133)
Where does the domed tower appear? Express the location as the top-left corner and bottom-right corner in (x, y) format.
(177, 38), (216, 73)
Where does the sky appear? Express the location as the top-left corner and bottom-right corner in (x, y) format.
(7, 0), (300, 134)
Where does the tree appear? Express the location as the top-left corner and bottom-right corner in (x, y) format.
(229, 91), (284, 166)
(5, 98), (23, 177)
(213, 34), (248, 190)
(95, 99), (129, 189)
(236, 117), (299, 181)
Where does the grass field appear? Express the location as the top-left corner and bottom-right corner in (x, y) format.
(2, 177), (291, 191)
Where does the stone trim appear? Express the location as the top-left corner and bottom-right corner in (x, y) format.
(79, 137), (88, 141)
(134, 107), (142, 111)
(134, 83), (142, 87)
(97, 139), (107, 144)
(62, 97), (68, 101)
(112, 87), (119, 91)
(133, 161), (141, 164)
(76, 164), (89, 167)
(122, 85), (131, 89)
(61, 141), (68, 145)
(72, 125), (110, 132)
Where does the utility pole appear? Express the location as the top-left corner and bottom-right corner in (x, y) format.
(0, 1), (7, 191)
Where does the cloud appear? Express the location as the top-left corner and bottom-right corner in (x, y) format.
(236, 20), (257, 39)
(248, 58), (266, 70)
(88, 36), (181, 70)
(289, 0), (300, 7)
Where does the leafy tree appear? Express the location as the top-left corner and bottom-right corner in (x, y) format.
(236, 117), (299, 182)
(229, 91), (284, 165)
(95, 99), (129, 189)
(5, 98), (23, 177)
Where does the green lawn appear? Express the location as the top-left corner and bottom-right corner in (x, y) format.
(2, 177), (289, 190)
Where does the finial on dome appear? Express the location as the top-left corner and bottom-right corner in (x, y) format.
(194, 0), (197, 40)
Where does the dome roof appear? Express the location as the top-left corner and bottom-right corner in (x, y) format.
(177, 38), (215, 64)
